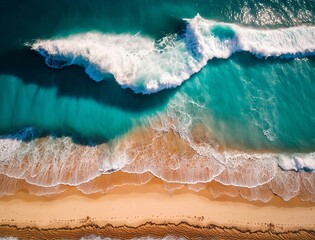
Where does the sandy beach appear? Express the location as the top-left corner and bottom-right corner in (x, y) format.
(1, 0), (315, 239)
(0, 177), (314, 239)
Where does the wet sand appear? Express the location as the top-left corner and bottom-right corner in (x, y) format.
(0, 178), (314, 239)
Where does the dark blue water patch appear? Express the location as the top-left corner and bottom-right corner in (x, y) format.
(0, 127), (108, 147)
(0, 127), (38, 142)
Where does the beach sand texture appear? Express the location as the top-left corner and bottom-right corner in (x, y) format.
(0, 177), (314, 239)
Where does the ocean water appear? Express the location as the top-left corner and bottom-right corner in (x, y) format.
(0, 0), (315, 202)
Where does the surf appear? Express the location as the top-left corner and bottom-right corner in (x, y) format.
(31, 15), (315, 94)
(0, 121), (315, 202)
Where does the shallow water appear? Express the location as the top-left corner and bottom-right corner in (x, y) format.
(0, 0), (314, 202)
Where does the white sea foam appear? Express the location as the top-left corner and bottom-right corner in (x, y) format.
(31, 15), (315, 94)
(277, 153), (315, 171)
(1, 91), (315, 202)
(0, 128), (128, 187)
(119, 92), (315, 202)
(0, 91), (315, 202)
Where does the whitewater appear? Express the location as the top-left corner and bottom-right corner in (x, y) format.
(0, 13), (314, 203)
(0, 93), (315, 203)
(31, 15), (315, 94)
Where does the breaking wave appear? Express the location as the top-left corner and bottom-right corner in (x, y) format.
(0, 92), (315, 203)
(31, 14), (315, 94)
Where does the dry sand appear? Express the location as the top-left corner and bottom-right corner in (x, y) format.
(0, 178), (315, 239)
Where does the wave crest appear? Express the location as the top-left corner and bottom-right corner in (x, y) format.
(31, 15), (315, 94)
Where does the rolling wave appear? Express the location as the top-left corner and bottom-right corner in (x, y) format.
(31, 15), (315, 94)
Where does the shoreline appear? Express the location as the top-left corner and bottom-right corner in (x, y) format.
(0, 178), (314, 239)
(1, 222), (315, 240)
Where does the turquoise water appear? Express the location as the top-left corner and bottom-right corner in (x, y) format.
(0, 0), (315, 198)
(184, 54), (315, 151)
(0, 51), (175, 141)
(0, 0), (314, 146)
